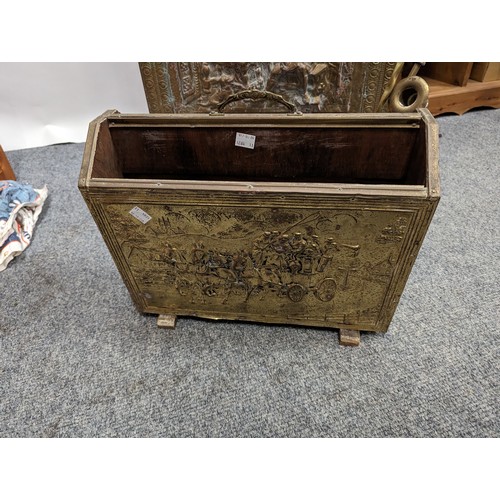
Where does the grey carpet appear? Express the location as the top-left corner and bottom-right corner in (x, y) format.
(1, 108), (498, 438)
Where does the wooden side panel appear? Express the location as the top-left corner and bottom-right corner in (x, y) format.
(78, 109), (120, 190)
(92, 121), (122, 180)
(0, 146), (16, 181)
(421, 62), (473, 87)
(470, 62), (500, 82)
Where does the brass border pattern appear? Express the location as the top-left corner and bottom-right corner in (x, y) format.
(361, 62), (399, 112)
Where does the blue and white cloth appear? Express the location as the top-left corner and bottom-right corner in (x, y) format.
(0, 180), (48, 271)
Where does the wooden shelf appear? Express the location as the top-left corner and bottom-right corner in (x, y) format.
(421, 62), (500, 116)
(424, 76), (500, 116)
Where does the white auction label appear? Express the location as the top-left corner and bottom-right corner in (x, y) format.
(235, 132), (256, 149)
(129, 206), (152, 224)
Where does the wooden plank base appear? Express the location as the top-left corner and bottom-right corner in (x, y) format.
(157, 314), (177, 329)
(339, 329), (361, 347)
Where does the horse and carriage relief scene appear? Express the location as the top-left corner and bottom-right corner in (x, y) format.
(104, 203), (406, 324)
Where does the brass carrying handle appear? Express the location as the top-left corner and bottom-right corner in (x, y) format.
(215, 88), (301, 115)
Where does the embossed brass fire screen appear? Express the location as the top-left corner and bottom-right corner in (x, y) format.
(139, 62), (400, 114)
(79, 109), (439, 334)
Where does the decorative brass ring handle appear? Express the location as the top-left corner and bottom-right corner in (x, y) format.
(389, 76), (429, 113)
(215, 88), (301, 115)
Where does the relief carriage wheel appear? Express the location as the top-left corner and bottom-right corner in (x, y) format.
(231, 281), (248, 296)
(287, 283), (307, 302)
(175, 278), (191, 296)
(202, 284), (218, 297)
(314, 278), (337, 302)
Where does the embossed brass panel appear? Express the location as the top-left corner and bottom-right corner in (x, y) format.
(139, 62), (399, 114)
(79, 109), (439, 334)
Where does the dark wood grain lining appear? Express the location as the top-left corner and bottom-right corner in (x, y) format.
(92, 124), (426, 185)
(92, 121), (122, 179)
(404, 124), (427, 185)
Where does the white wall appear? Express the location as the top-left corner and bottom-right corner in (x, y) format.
(0, 63), (148, 151)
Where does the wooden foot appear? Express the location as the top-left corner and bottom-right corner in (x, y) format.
(339, 328), (360, 347)
(157, 314), (177, 329)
